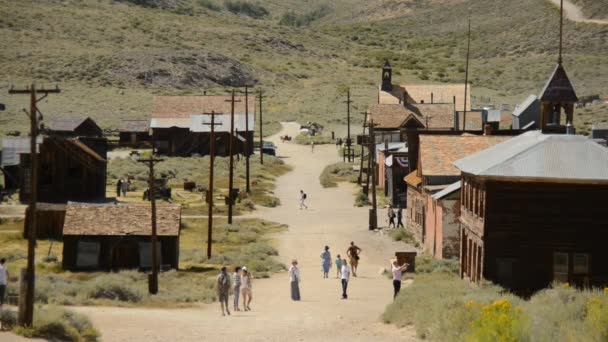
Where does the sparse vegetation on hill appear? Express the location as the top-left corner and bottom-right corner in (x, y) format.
(1, 0), (606, 139)
(572, 0), (608, 19)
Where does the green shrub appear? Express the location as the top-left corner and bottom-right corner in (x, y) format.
(585, 296), (608, 341)
(225, 1), (269, 19)
(13, 306), (99, 342)
(198, 0), (221, 11)
(0, 309), (18, 329)
(294, 133), (334, 145)
(354, 191), (370, 207)
(467, 299), (530, 342)
(279, 6), (330, 27)
(415, 256), (459, 274)
(389, 228), (416, 244)
(320, 162), (357, 188)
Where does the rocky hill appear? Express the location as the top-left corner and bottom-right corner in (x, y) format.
(0, 0), (607, 136)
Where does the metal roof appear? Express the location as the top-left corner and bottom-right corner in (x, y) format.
(431, 181), (461, 200)
(1, 137), (42, 167)
(513, 95), (539, 117)
(454, 131), (608, 182)
(539, 64), (578, 103)
(486, 109), (501, 123)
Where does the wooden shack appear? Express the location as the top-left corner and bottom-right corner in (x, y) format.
(19, 137), (107, 203)
(119, 119), (151, 147)
(62, 203), (181, 271)
(151, 96), (255, 156)
(47, 117), (103, 137)
(455, 131), (608, 293)
(24, 203), (66, 239)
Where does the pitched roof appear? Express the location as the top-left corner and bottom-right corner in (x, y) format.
(539, 64), (578, 103)
(401, 83), (471, 111)
(119, 119), (150, 133)
(47, 117), (101, 134)
(513, 95), (540, 117)
(379, 85), (406, 104)
(368, 103), (455, 130)
(63, 203), (181, 236)
(420, 134), (511, 176)
(152, 96), (255, 119)
(1, 137), (41, 167)
(67, 139), (105, 162)
(454, 131), (608, 182)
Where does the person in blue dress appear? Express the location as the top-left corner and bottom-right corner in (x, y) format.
(320, 246), (332, 278)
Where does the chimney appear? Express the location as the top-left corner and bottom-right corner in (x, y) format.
(566, 121), (576, 135)
(484, 123), (492, 136)
(384, 139), (389, 152)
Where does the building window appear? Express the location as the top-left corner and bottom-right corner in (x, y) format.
(76, 241), (100, 269)
(573, 253), (590, 275)
(553, 252), (569, 283)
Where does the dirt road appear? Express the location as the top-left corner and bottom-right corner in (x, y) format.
(71, 122), (418, 341)
(547, 0), (608, 25)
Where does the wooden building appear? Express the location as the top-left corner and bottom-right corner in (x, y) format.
(119, 119), (151, 146)
(151, 96), (255, 156)
(539, 63), (578, 134)
(47, 117), (103, 137)
(512, 95), (540, 130)
(425, 182), (461, 259)
(62, 203), (181, 271)
(455, 131), (608, 293)
(1, 137), (41, 191)
(405, 134), (510, 254)
(19, 136), (107, 204)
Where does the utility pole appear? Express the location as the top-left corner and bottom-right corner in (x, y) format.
(243, 86), (251, 193)
(202, 111), (222, 258)
(258, 89), (266, 165)
(344, 90), (353, 162)
(368, 120), (378, 230)
(358, 111), (368, 185)
(9, 84), (60, 327)
(137, 150), (164, 295)
(463, 13), (472, 131)
(226, 91), (241, 224)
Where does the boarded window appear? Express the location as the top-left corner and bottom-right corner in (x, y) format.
(139, 242), (162, 270)
(553, 252), (569, 283)
(76, 241), (100, 268)
(573, 253), (590, 275)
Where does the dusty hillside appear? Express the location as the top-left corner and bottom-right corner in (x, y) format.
(0, 0), (606, 137)
(572, 0), (608, 19)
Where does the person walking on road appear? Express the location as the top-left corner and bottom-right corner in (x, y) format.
(299, 190), (308, 210)
(335, 254), (343, 278)
(288, 260), (301, 301)
(216, 266), (231, 316)
(346, 242), (362, 277)
(241, 267), (253, 311)
(0, 258), (9, 310)
(121, 178), (129, 197)
(232, 266), (242, 311)
(397, 206), (404, 228)
(388, 206), (396, 228)
(116, 179), (122, 198)
(311, 141), (315, 153)
(391, 259), (408, 299)
(320, 246), (332, 279)
(340, 258), (350, 299)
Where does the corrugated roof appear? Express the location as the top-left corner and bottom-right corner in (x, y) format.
(454, 131), (608, 182)
(432, 181), (461, 200)
(513, 95), (539, 117)
(63, 203), (181, 236)
(401, 83), (471, 111)
(48, 117), (101, 133)
(119, 120), (150, 133)
(420, 134), (510, 176)
(539, 64), (578, 103)
(1, 137), (41, 167)
(152, 96), (255, 119)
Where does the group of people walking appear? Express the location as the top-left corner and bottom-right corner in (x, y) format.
(216, 266), (253, 316)
(387, 205), (404, 228)
(116, 177), (131, 198)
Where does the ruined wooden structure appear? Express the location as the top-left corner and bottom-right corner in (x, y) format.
(119, 119), (151, 146)
(62, 203), (181, 271)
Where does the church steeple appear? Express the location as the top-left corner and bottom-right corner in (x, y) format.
(381, 60), (392, 92)
(539, 0), (578, 134)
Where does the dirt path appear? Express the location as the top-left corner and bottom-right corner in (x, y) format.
(546, 0), (608, 25)
(72, 122), (418, 342)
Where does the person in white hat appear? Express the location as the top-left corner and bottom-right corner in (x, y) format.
(241, 267), (253, 311)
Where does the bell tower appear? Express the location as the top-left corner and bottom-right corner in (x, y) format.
(539, 0), (578, 134)
(381, 60), (392, 92)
